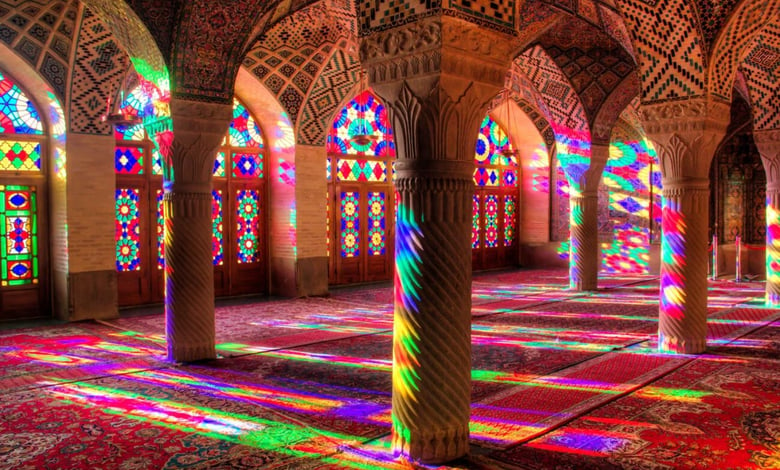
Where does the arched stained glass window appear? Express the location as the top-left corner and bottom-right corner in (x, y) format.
(472, 114), (519, 270)
(0, 71), (45, 292)
(326, 90), (395, 285)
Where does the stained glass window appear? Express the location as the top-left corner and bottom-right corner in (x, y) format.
(0, 185), (38, 286)
(115, 146), (144, 175)
(327, 91), (395, 157)
(340, 192), (359, 258)
(0, 141), (41, 172)
(475, 116), (514, 166)
(228, 100), (263, 148)
(0, 72), (43, 136)
(367, 192), (386, 256)
(472, 194), (480, 249)
(232, 153), (263, 178)
(336, 159), (387, 182)
(213, 152), (226, 177)
(485, 195), (499, 248)
(156, 190), (164, 270)
(504, 195), (517, 247)
(115, 188), (141, 272)
(236, 189), (260, 264)
(212, 190), (223, 266)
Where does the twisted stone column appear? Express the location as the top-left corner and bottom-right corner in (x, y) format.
(754, 129), (780, 305)
(567, 142), (609, 290)
(361, 15), (517, 464)
(640, 98), (729, 354)
(393, 161), (473, 463)
(163, 98), (232, 362)
(569, 190), (600, 290)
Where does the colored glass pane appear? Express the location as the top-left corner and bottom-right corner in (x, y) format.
(472, 194), (480, 249)
(504, 195), (516, 247)
(152, 148), (163, 176)
(485, 194), (499, 248)
(503, 168), (517, 187)
(231, 152), (263, 178)
(212, 190), (223, 266)
(336, 159), (386, 182)
(473, 167), (499, 187)
(0, 140), (41, 172)
(326, 91), (395, 157)
(115, 188), (141, 272)
(229, 100), (264, 148)
(115, 146), (144, 175)
(236, 189), (260, 264)
(156, 190), (164, 270)
(213, 152), (226, 177)
(340, 192), (359, 258)
(0, 72), (43, 135)
(0, 186), (37, 286)
(367, 192), (386, 256)
(474, 115), (514, 166)
(327, 157), (331, 182)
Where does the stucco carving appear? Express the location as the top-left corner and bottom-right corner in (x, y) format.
(755, 129), (780, 185)
(639, 97), (731, 136)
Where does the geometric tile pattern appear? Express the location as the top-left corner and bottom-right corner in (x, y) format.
(696, 0), (740, 54)
(538, 17), (636, 124)
(515, 45), (590, 137)
(0, 0), (78, 101)
(708, 0), (778, 100)
(504, 64), (556, 148)
(69, 8), (130, 135)
(358, 0), (437, 33)
(297, 47), (360, 145)
(449, 0), (515, 29)
(245, 1), (356, 122)
(617, 0), (706, 101)
(599, 5), (635, 61)
(741, 21), (780, 130)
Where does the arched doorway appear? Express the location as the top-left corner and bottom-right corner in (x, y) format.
(326, 90), (395, 285)
(0, 70), (48, 320)
(115, 81), (267, 306)
(472, 115), (520, 270)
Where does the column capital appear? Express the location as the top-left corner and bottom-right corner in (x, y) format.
(359, 15), (517, 88)
(167, 97), (233, 185)
(754, 129), (780, 188)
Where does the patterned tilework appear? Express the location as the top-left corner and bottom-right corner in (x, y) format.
(515, 45), (590, 137)
(449, 0), (515, 29)
(538, 17), (636, 124)
(246, 1), (357, 121)
(358, 0), (438, 34)
(617, 0), (705, 100)
(599, 5), (635, 61)
(297, 48), (360, 145)
(695, 0), (740, 54)
(741, 22), (780, 130)
(69, 8), (130, 135)
(0, 0), (78, 100)
(709, 0), (778, 100)
(505, 64), (556, 148)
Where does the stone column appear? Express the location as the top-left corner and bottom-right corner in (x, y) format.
(640, 98), (730, 353)
(754, 129), (780, 305)
(162, 98), (232, 362)
(568, 142), (609, 290)
(361, 16), (515, 464)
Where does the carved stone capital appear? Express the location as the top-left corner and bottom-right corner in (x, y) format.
(360, 16), (515, 87)
(652, 132), (724, 182)
(374, 78), (498, 163)
(169, 98), (233, 184)
(754, 129), (780, 185)
(640, 97), (730, 134)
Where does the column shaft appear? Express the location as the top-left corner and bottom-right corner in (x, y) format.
(392, 169), (472, 463)
(164, 186), (215, 361)
(569, 192), (599, 290)
(766, 187), (780, 304)
(658, 182), (710, 353)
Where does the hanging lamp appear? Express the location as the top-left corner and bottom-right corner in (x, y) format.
(101, 90), (143, 128)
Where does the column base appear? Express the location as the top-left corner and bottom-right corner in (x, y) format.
(658, 333), (707, 354)
(167, 343), (217, 363)
(570, 278), (598, 291)
(393, 423), (469, 465)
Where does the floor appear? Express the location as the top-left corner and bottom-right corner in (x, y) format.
(1, 268), (778, 469)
